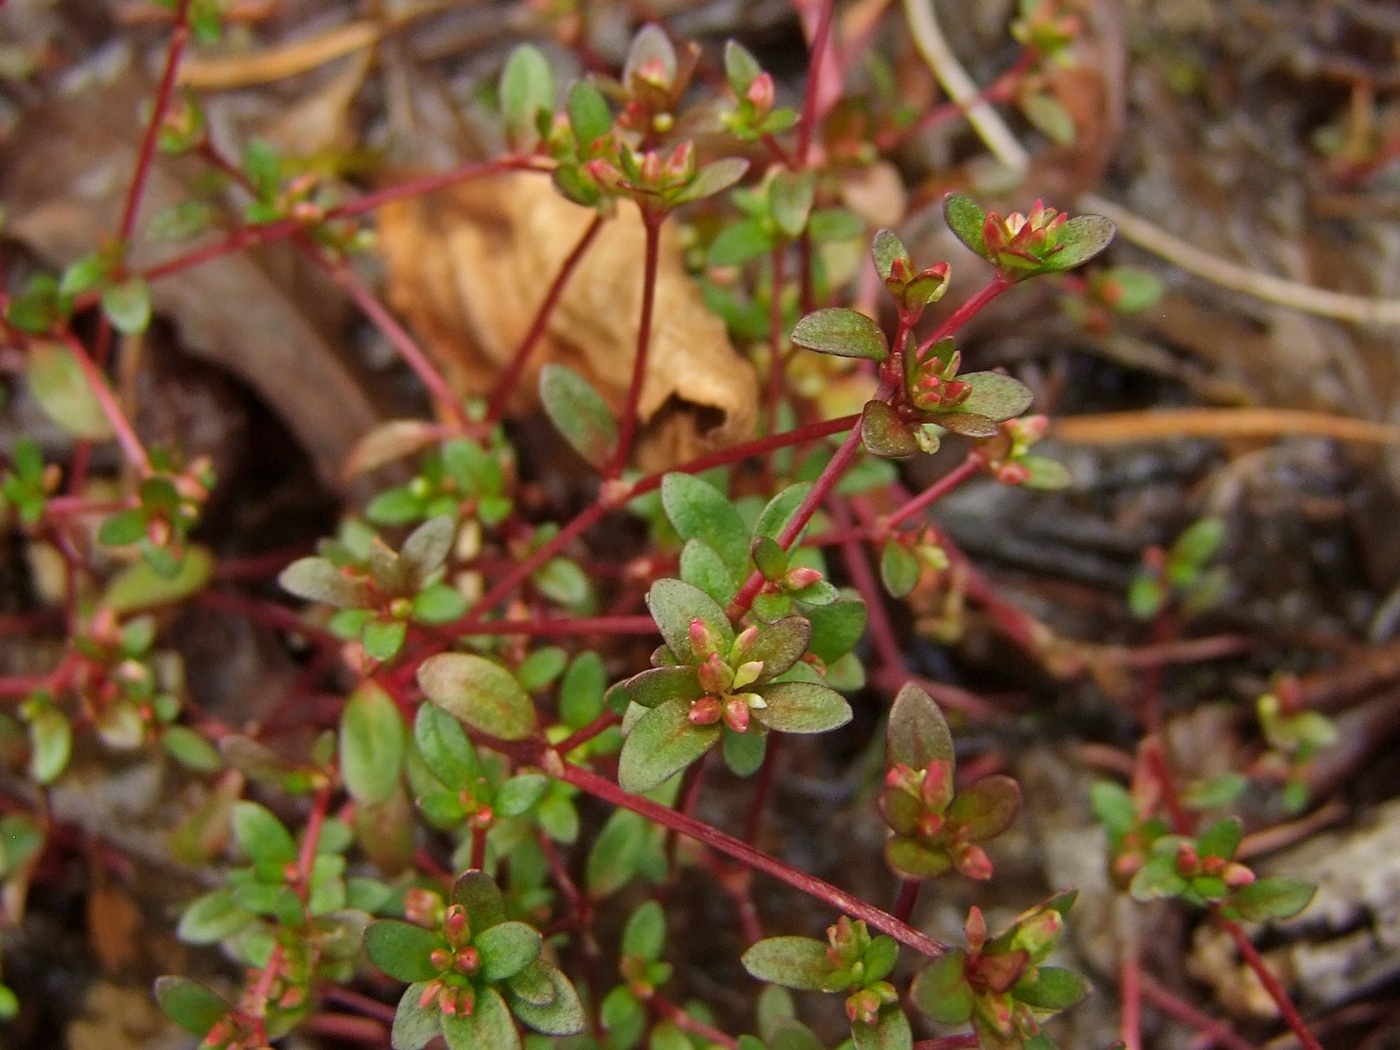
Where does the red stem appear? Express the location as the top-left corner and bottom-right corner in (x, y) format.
(558, 759), (948, 958)
(311, 252), (471, 430)
(58, 331), (150, 473)
(486, 213), (605, 425)
(884, 452), (985, 530)
(917, 274), (1015, 354)
(652, 997), (738, 1049)
(607, 210), (664, 478)
(1216, 911), (1322, 1050)
(1138, 976), (1259, 1050)
(796, 0), (836, 165)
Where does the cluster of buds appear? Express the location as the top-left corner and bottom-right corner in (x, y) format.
(881, 761), (995, 880)
(907, 344), (971, 413)
(720, 40), (794, 141)
(981, 415), (1049, 485)
(687, 620), (768, 734)
(616, 26), (699, 140)
(198, 1012), (262, 1050)
(413, 903), (483, 1017)
(846, 982), (899, 1025)
(982, 200), (1068, 274)
(417, 978), (476, 1018)
(820, 918), (901, 1024)
(884, 258), (950, 322)
(1173, 841), (1255, 891)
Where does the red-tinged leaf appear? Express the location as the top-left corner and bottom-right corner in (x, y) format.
(279, 556), (369, 608)
(620, 665), (704, 709)
(418, 653), (537, 741)
(364, 919), (442, 983)
(949, 775), (1022, 840)
(1040, 214), (1116, 272)
(887, 682), (953, 770)
(624, 23), (677, 87)
(871, 229), (911, 281)
(539, 364), (617, 469)
(910, 950), (973, 1025)
(672, 157), (750, 205)
(754, 681), (852, 733)
(741, 936), (833, 991)
(977, 949), (1030, 994)
(934, 412), (999, 438)
(646, 577), (734, 662)
(343, 422), (436, 478)
(861, 400), (918, 459)
(943, 193), (988, 259)
(617, 697), (719, 793)
(400, 515), (454, 581)
(791, 308), (889, 362)
(958, 372), (1034, 422)
(731, 616), (811, 683)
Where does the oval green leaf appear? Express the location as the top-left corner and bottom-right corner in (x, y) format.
(418, 653), (537, 741)
(791, 308), (889, 362)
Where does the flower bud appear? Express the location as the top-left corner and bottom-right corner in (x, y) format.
(687, 695), (722, 726)
(723, 695), (751, 733)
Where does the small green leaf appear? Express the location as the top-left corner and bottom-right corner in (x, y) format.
(567, 81), (612, 146)
(805, 597), (866, 664)
(1089, 781), (1138, 835)
(365, 919), (442, 983)
(724, 40), (762, 93)
(751, 536), (788, 580)
(863, 936), (900, 982)
(672, 158), (751, 205)
(709, 218), (776, 267)
(1022, 455), (1072, 490)
(752, 483), (812, 544)
(646, 577), (734, 663)
(559, 651), (606, 728)
(26, 341), (116, 440)
(232, 801), (298, 865)
(741, 936), (833, 991)
(414, 702), (479, 791)
(453, 870), (507, 931)
(887, 682), (953, 769)
(1224, 877), (1316, 921)
(680, 539), (738, 606)
(442, 987), (521, 1050)
(884, 838), (953, 880)
(871, 230), (911, 281)
(508, 961), (585, 1035)
(418, 653), (537, 741)
(476, 920), (543, 981)
(154, 975), (228, 1036)
(619, 665), (704, 709)
(732, 616), (811, 682)
(1172, 517), (1227, 569)
(500, 45), (554, 151)
(880, 540), (921, 598)
(851, 1006), (912, 1050)
(412, 583), (468, 624)
(943, 193), (988, 259)
(26, 704), (71, 784)
(932, 412), (999, 438)
(769, 171), (815, 239)
(754, 682), (852, 733)
(662, 473), (749, 580)
(539, 364), (617, 469)
(176, 887), (255, 944)
(279, 557), (368, 608)
(101, 277), (152, 335)
(791, 308), (889, 362)
(617, 697), (719, 794)
(861, 400), (918, 460)
(98, 507), (148, 546)
(391, 982), (442, 1050)
(622, 900), (666, 960)
(1197, 818), (1243, 862)
(958, 372), (1034, 422)
(910, 950), (973, 1024)
(401, 515), (455, 581)
(722, 725), (767, 777)
(623, 23), (677, 88)
(1039, 214), (1116, 272)
(496, 773), (549, 817)
(340, 682), (404, 804)
(948, 775), (1021, 839)
(1014, 965), (1090, 1012)
(362, 618), (407, 661)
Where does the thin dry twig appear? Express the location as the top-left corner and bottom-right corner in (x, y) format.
(1053, 407), (1400, 445)
(1079, 193), (1400, 327)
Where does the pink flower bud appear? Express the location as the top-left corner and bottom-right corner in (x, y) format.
(688, 695), (722, 726)
(455, 947), (481, 974)
(443, 904), (470, 945)
(1223, 862), (1256, 889)
(723, 695), (751, 733)
(745, 72), (775, 113)
(783, 566), (823, 590)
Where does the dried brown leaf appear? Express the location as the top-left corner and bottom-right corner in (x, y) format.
(377, 174), (758, 470)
